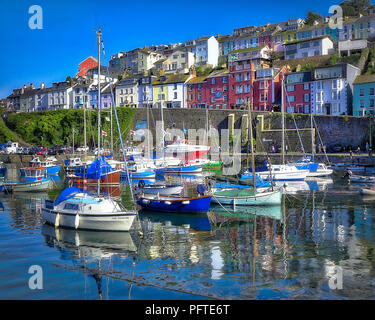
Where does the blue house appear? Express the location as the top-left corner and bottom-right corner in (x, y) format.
(353, 75), (375, 116)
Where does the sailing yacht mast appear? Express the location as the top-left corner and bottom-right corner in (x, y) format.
(248, 101), (256, 189)
(310, 111), (314, 159)
(281, 78), (285, 165)
(96, 27), (102, 194)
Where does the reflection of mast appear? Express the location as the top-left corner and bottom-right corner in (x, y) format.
(90, 260), (103, 300)
(282, 194), (288, 278)
(252, 216), (257, 288)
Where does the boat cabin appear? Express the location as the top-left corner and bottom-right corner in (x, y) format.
(23, 167), (47, 182)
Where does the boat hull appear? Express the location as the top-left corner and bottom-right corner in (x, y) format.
(164, 165), (203, 174)
(3, 179), (51, 192)
(306, 169), (333, 177)
(212, 189), (282, 206)
(137, 195), (212, 213)
(42, 208), (136, 232)
(137, 185), (184, 196)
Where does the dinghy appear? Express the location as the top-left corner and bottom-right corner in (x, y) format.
(212, 187), (283, 207)
(359, 188), (375, 196)
(135, 180), (183, 196)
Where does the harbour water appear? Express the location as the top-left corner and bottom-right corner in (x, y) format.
(0, 169), (375, 300)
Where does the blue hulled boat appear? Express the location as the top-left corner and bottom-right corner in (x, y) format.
(137, 194), (212, 213)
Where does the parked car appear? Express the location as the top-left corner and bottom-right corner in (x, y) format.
(330, 144), (343, 153)
(16, 147), (24, 154)
(4, 142), (19, 154)
(36, 147), (48, 155)
(76, 146), (89, 152)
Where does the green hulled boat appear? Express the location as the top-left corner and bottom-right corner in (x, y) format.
(203, 161), (223, 170)
(212, 188), (283, 207)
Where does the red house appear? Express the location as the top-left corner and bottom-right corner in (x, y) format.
(283, 71), (313, 113)
(76, 56), (98, 78)
(187, 76), (208, 108)
(252, 66), (290, 111)
(204, 69), (230, 109)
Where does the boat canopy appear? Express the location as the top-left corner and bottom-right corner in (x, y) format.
(75, 156), (114, 179)
(54, 187), (89, 206)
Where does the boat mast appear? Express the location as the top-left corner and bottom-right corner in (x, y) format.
(110, 105), (113, 155)
(72, 126), (75, 155)
(281, 78), (285, 165)
(248, 100), (256, 189)
(96, 27), (102, 195)
(310, 110), (314, 159)
(84, 104), (87, 156)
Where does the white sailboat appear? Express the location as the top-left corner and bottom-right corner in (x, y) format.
(42, 27), (137, 232)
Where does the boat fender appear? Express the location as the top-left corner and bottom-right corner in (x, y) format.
(142, 199), (150, 204)
(75, 214), (80, 230)
(55, 213), (60, 228)
(182, 201), (190, 205)
(197, 184), (206, 196)
(165, 201), (172, 205)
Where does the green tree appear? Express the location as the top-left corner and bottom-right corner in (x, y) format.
(305, 11), (323, 26)
(339, 0), (371, 17)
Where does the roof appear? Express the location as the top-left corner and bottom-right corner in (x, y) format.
(229, 46), (266, 54)
(187, 76), (208, 84)
(153, 74), (190, 85)
(353, 74), (375, 85)
(206, 68), (229, 78)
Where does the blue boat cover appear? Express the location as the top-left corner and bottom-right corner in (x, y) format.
(75, 156), (114, 179)
(54, 187), (89, 206)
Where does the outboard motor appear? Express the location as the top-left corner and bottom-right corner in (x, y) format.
(138, 180), (146, 189)
(197, 184), (206, 196)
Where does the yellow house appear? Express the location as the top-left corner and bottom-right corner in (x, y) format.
(152, 75), (169, 108)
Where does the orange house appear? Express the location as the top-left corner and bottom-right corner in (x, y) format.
(76, 56), (98, 77)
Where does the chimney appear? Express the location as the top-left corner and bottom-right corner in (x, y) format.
(30, 83), (34, 89)
(40, 82), (45, 89)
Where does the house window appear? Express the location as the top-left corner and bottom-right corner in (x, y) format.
(198, 93), (202, 100)
(223, 77), (228, 83)
(236, 74), (243, 82)
(287, 85), (295, 92)
(370, 88), (374, 96)
(211, 97), (215, 103)
(371, 99), (375, 108)
(332, 80), (338, 89)
(198, 84), (203, 90)
(223, 86), (228, 92)
(174, 83), (177, 90)
(211, 78), (216, 85)
(314, 50), (320, 56)
(211, 88), (215, 94)
(332, 91), (338, 100)
(245, 84), (251, 93)
(360, 99), (365, 108)
(244, 72), (251, 81)
(304, 94), (310, 102)
(174, 92), (177, 99)
(304, 83), (309, 90)
(189, 94), (194, 101)
(360, 88), (365, 96)
(236, 85), (243, 94)
(287, 95), (295, 102)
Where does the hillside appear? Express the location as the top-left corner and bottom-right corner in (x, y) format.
(1, 107), (136, 148)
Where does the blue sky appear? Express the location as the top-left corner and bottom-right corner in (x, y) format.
(0, 0), (342, 98)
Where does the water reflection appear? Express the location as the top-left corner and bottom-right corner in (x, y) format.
(1, 173), (375, 299)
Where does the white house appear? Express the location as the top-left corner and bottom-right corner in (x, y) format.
(193, 36), (219, 67)
(138, 75), (156, 108)
(310, 64), (360, 116)
(284, 36), (334, 60)
(47, 81), (74, 110)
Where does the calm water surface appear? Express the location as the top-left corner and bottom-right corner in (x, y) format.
(1, 170), (375, 300)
